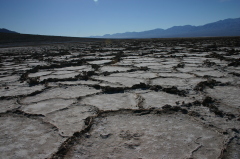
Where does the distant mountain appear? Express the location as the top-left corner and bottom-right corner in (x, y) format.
(91, 18), (240, 39)
(0, 28), (18, 34)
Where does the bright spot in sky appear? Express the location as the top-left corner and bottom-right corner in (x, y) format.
(94, 0), (98, 2)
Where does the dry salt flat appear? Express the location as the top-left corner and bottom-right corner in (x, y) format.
(0, 37), (240, 159)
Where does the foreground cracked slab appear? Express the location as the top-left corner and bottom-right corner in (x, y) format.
(0, 114), (65, 159)
(65, 112), (226, 159)
(44, 104), (98, 137)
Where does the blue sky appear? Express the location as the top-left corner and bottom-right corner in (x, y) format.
(0, 0), (240, 37)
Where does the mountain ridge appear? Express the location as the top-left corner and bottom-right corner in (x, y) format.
(0, 28), (18, 34)
(91, 18), (240, 39)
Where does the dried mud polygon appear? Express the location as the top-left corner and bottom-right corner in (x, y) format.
(0, 115), (64, 159)
(65, 113), (226, 159)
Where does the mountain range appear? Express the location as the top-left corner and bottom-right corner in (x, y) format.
(1, 18), (240, 39)
(91, 18), (240, 39)
(0, 28), (18, 34)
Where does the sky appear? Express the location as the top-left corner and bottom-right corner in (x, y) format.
(0, 0), (240, 37)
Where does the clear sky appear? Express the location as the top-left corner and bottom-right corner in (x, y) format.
(0, 0), (240, 37)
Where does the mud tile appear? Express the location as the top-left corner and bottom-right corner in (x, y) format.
(206, 86), (240, 116)
(141, 91), (193, 109)
(88, 60), (112, 65)
(21, 86), (101, 104)
(0, 98), (20, 113)
(21, 99), (76, 115)
(0, 85), (44, 97)
(0, 115), (65, 159)
(44, 105), (97, 136)
(80, 93), (138, 110)
(99, 66), (132, 72)
(92, 76), (145, 87)
(65, 113), (226, 158)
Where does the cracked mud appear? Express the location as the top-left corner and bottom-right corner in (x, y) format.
(0, 37), (240, 158)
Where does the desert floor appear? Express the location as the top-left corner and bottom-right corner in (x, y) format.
(0, 37), (240, 158)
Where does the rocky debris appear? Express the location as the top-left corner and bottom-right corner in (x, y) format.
(0, 37), (240, 158)
(203, 59), (216, 67)
(194, 79), (222, 91)
(174, 62), (185, 69)
(228, 58), (240, 67)
(229, 72), (240, 77)
(162, 86), (187, 96)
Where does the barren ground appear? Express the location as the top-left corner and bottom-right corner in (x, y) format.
(0, 37), (240, 159)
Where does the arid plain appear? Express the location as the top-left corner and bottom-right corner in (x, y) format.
(0, 37), (240, 158)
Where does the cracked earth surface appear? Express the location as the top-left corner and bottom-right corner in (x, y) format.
(0, 37), (240, 158)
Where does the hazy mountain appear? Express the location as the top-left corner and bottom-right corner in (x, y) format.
(0, 28), (18, 34)
(91, 18), (240, 39)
